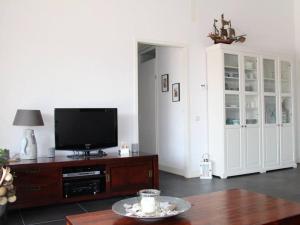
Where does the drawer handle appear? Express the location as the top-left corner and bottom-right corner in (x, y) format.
(148, 170), (153, 178)
(25, 186), (41, 192)
(106, 174), (110, 183)
(25, 169), (40, 174)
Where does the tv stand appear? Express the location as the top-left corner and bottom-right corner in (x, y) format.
(8, 152), (158, 209)
(67, 150), (107, 159)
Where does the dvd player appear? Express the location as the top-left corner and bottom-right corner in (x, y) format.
(62, 166), (104, 178)
(63, 171), (100, 178)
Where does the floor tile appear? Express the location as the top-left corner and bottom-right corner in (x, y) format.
(20, 204), (83, 225)
(4, 210), (23, 225)
(32, 220), (65, 225)
(79, 196), (126, 212)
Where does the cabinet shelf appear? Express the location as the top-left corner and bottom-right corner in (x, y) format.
(225, 76), (239, 80)
(246, 107), (258, 109)
(264, 78), (275, 81)
(225, 106), (239, 109)
(225, 66), (239, 69)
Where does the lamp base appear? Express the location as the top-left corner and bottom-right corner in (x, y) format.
(20, 129), (37, 160)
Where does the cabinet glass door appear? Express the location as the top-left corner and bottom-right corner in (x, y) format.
(244, 56), (258, 93)
(280, 61), (291, 94)
(224, 54), (239, 91)
(264, 96), (276, 124)
(281, 97), (292, 124)
(245, 95), (259, 125)
(225, 94), (240, 125)
(263, 59), (276, 93)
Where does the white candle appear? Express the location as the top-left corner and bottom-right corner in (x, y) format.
(140, 197), (156, 214)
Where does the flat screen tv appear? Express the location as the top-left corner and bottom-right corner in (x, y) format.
(55, 108), (118, 151)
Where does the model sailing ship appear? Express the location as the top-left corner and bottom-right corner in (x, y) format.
(208, 14), (246, 44)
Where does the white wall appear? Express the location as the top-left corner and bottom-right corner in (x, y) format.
(156, 47), (186, 176)
(0, 0), (296, 177)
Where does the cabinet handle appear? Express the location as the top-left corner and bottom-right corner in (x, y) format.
(106, 174), (110, 183)
(25, 186), (41, 192)
(148, 170), (153, 178)
(25, 169), (40, 174)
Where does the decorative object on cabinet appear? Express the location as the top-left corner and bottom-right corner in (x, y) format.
(48, 147), (55, 158)
(172, 83), (180, 102)
(0, 149), (9, 166)
(131, 143), (139, 153)
(13, 110), (44, 160)
(161, 74), (169, 92)
(208, 14), (246, 44)
(119, 143), (130, 156)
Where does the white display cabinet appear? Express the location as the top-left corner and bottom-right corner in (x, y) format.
(207, 44), (296, 178)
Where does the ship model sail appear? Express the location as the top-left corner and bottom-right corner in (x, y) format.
(208, 14), (246, 44)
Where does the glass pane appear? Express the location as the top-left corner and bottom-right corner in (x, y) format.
(281, 97), (292, 123)
(225, 94), (240, 125)
(245, 95), (258, 124)
(224, 54), (239, 91)
(263, 59), (276, 93)
(264, 96), (276, 124)
(281, 61), (291, 94)
(244, 56), (258, 92)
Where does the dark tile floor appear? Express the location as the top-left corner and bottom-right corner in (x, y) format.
(6, 166), (300, 225)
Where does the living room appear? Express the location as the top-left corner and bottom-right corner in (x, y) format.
(1, 0), (300, 224)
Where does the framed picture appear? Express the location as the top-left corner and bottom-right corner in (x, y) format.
(172, 83), (180, 102)
(161, 74), (169, 92)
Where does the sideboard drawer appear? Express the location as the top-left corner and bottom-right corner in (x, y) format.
(16, 183), (61, 204)
(13, 166), (60, 186)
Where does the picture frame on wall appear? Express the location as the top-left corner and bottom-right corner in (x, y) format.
(172, 83), (180, 102)
(161, 74), (169, 92)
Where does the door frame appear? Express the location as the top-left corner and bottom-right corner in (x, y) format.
(133, 38), (191, 177)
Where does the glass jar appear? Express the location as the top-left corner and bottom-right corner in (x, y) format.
(139, 189), (160, 215)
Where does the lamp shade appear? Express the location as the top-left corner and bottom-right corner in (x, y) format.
(13, 109), (44, 126)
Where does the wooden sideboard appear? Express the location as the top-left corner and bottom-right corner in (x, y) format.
(8, 152), (159, 209)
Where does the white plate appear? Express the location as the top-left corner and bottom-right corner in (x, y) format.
(112, 196), (191, 220)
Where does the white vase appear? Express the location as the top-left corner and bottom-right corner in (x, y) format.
(20, 129), (37, 160)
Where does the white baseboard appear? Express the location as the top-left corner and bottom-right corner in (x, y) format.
(185, 170), (200, 178)
(159, 164), (185, 177)
(159, 164), (201, 178)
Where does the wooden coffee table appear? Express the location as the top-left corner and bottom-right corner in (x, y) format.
(66, 189), (300, 225)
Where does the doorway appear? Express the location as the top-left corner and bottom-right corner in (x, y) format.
(136, 41), (189, 177)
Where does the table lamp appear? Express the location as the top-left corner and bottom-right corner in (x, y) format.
(13, 109), (44, 160)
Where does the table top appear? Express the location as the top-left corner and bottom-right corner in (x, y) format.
(8, 151), (156, 166)
(66, 189), (300, 225)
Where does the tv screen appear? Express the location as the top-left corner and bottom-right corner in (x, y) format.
(55, 108), (118, 150)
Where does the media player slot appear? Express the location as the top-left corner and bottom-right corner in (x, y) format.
(62, 166), (106, 198)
